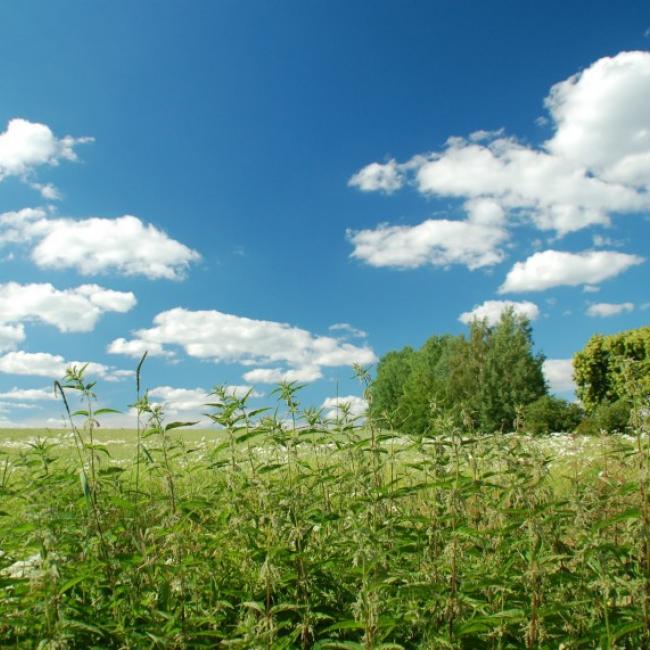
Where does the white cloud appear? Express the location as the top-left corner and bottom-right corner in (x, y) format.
(592, 234), (623, 247)
(0, 351), (67, 377)
(329, 323), (368, 339)
(348, 159), (405, 193)
(107, 337), (172, 358)
(545, 52), (650, 188)
(109, 307), (376, 384)
(243, 366), (323, 384)
(459, 300), (540, 325)
(29, 182), (62, 200)
(543, 359), (575, 393)
(499, 250), (644, 293)
(321, 395), (368, 420)
(348, 206), (508, 270)
(586, 302), (635, 317)
(0, 118), (92, 195)
(0, 282), (136, 338)
(0, 209), (200, 280)
(0, 350), (132, 382)
(0, 387), (57, 401)
(148, 385), (259, 416)
(350, 51), (650, 237)
(32, 215), (200, 280)
(0, 324), (26, 353)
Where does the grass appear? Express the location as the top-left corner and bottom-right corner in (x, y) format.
(0, 368), (649, 648)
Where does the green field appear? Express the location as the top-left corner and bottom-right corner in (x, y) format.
(2, 390), (649, 649)
(0, 427), (219, 462)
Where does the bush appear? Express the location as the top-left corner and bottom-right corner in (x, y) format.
(576, 399), (631, 435)
(523, 395), (584, 435)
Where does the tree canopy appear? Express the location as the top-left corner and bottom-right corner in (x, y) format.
(369, 308), (547, 434)
(573, 325), (650, 413)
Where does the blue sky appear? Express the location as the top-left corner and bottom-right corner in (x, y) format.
(0, 1), (649, 426)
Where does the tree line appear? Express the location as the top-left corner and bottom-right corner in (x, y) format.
(368, 309), (649, 435)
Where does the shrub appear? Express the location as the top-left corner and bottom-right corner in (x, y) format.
(523, 395), (584, 435)
(576, 398), (631, 435)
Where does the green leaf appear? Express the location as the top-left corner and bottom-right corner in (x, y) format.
(591, 508), (640, 531)
(59, 574), (87, 594)
(165, 421), (199, 432)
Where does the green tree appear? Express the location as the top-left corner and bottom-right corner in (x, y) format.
(367, 347), (416, 429)
(369, 307), (547, 434)
(480, 309), (546, 432)
(399, 335), (456, 434)
(574, 326), (650, 413)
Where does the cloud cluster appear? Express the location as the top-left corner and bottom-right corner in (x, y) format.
(349, 51), (650, 270)
(348, 198), (508, 270)
(459, 300), (540, 326)
(0, 118), (92, 197)
(499, 250), (643, 293)
(0, 350), (133, 381)
(0, 208), (200, 280)
(0, 283), (136, 350)
(109, 307), (376, 384)
(586, 302), (635, 317)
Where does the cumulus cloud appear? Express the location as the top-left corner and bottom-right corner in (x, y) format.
(543, 359), (576, 393)
(0, 387), (57, 401)
(107, 338), (172, 358)
(0, 209), (200, 280)
(0, 350), (132, 381)
(586, 302), (635, 317)
(499, 250), (644, 293)
(109, 307), (376, 384)
(0, 118), (92, 196)
(0, 283), (136, 340)
(459, 300), (540, 325)
(321, 395), (368, 420)
(349, 51), (650, 237)
(348, 200), (508, 270)
(348, 159), (405, 193)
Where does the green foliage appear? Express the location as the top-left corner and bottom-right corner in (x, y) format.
(576, 398), (632, 435)
(369, 307), (547, 434)
(523, 395), (584, 434)
(367, 346), (416, 429)
(2, 366), (650, 648)
(574, 325), (650, 413)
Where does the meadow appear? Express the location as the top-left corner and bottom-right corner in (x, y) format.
(1, 371), (649, 648)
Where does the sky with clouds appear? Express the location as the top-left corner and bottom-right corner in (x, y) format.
(0, 1), (649, 427)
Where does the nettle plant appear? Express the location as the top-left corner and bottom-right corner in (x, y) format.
(0, 357), (649, 648)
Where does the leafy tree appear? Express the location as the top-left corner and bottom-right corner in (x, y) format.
(480, 309), (546, 431)
(369, 307), (547, 434)
(368, 347), (416, 429)
(574, 326), (650, 413)
(399, 335), (456, 434)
